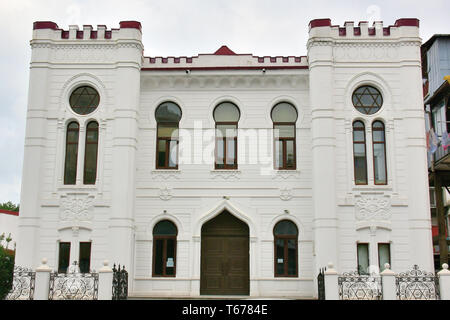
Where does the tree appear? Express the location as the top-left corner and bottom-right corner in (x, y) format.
(0, 201), (19, 212)
(0, 233), (15, 300)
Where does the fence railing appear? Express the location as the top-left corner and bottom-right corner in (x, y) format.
(112, 264), (128, 300)
(338, 271), (382, 300)
(48, 271), (99, 300)
(396, 265), (440, 300)
(5, 266), (35, 300)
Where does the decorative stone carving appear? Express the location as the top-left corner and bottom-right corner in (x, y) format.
(271, 170), (301, 180)
(280, 188), (293, 201)
(159, 187), (173, 201)
(355, 195), (391, 221)
(151, 170), (181, 181)
(60, 194), (94, 222)
(210, 170), (241, 180)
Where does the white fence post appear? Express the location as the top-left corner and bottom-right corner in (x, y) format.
(98, 260), (113, 300)
(438, 263), (450, 300)
(324, 262), (339, 300)
(34, 258), (51, 300)
(380, 263), (396, 300)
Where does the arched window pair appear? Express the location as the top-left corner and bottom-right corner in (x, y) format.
(154, 101), (298, 170)
(352, 120), (387, 185)
(64, 86), (100, 185)
(64, 121), (99, 185)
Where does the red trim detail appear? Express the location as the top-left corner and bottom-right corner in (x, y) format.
(309, 19), (331, 28)
(33, 21), (59, 30)
(141, 66), (308, 71)
(354, 27), (361, 36)
(214, 46), (236, 55)
(394, 18), (419, 27)
(119, 21), (142, 32)
(0, 209), (19, 216)
(368, 27), (375, 36)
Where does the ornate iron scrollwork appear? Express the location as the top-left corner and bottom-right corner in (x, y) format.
(112, 264), (128, 300)
(338, 271), (383, 300)
(48, 272), (99, 300)
(5, 266), (36, 300)
(396, 265), (440, 300)
(317, 267), (326, 300)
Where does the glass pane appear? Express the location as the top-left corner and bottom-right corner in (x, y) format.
(274, 125), (294, 138)
(357, 244), (369, 275)
(372, 130), (385, 142)
(352, 86), (383, 115)
(217, 125), (237, 138)
(287, 239), (297, 275)
(226, 138), (236, 165)
(64, 144), (78, 184)
(214, 102), (240, 122)
(373, 143), (387, 184)
(286, 140), (295, 168)
(79, 242), (91, 273)
(58, 242), (71, 273)
(169, 140), (178, 167)
(271, 102), (298, 122)
(165, 239), (175, 276)
(378, 244), (391, 271)
(70, 86), (100, 115)
(275, 140), (282, 169)
(353, 143), (367, 184)
(154, 239), (164, 275)
(353, 130), (365, 142)
(155, 102), (182, 123)
(216, 139), (224, 167)
(84, 144), (98, 184)
(274, 220), (298, 235)
(157, 140), (167, 167)
(275, 239), (285, 275)
(158, 126), (178, 138)
(153, 220), (177, 236)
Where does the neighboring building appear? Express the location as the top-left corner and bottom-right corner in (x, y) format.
(422, 34), (450, 270)
(15, 18), (433, 298)
(0, 209), (19, 251)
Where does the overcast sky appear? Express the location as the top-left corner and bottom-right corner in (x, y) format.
(0, 0), (449, 205)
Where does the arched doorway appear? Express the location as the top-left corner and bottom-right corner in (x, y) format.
(200, 211), (249, 295)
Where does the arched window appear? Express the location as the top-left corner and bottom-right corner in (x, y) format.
(64, 121), (79, 184)
(84, 121), (99, 184)
(152, 220), (178, 277)
(271, 102), (297, 170)
(353, 121), (368, 185)
(155, 102), (182, 169)
(273, 220), (298, 277)
(372, 121), (387, 185)
(214, 102), (240, 169)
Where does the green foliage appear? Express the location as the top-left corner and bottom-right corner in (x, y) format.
(0, 201), (19, 212)
(0, 234), (15, 300)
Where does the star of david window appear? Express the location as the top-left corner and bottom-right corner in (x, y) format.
(352, 86), (383, 115)
(69, 86), (100, 115)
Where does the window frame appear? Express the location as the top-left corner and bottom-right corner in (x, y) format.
(64, 121), (80, 185)
(372, 121), (387, 185)
(352, 120), (368, 185)
(215, 121), (238, 170)
(357, 243), (370, 275)
(273, 220), (298, 278)
(83, 121), (99, 185)
(79, 241), (92, 273)
(273, 122), (297, 170)
(152, 221), (178, 277)
(58, 242), (71, 273)
(377, 242), (391, 271)
(155, 122), (180, 170)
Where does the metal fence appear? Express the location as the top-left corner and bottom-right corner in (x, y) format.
(48, 272), (99, 300)
(5, 266), (36, 300)
(396, 265), (440, 300)
(317, 267), (326, 300)
(112, 264), (128, 300)
(338, 271), (383, 300)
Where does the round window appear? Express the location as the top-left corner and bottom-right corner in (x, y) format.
(352, 85), (383, 115)
(69, 86), (100, 115)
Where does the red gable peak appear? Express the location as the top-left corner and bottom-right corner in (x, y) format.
(214, 45), (236, 55)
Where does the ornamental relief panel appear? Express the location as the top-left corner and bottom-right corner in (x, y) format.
(333, 44), (399, 62)
(52, 46), (116, 63)
(60, 194), (95, 222)
(354, 194), (391, 221)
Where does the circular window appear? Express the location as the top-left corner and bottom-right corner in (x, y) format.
(69, 86), (100, 115)
(352, 85), (383, 115)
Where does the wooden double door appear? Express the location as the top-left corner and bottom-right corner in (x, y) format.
(200, 211), (249, 295)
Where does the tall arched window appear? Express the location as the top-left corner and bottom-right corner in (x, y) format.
(152, 220), (178, 277)
(64, 121), (80, 184)
(155, 102), (182, 169)
(271, 102), (297, 170)
(214, 102), (240, 169)
(84, 121), (99, 184)
(273, 220), (298, 277)
(353, 121), (368, 185)
(372, 121), (387, 185)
